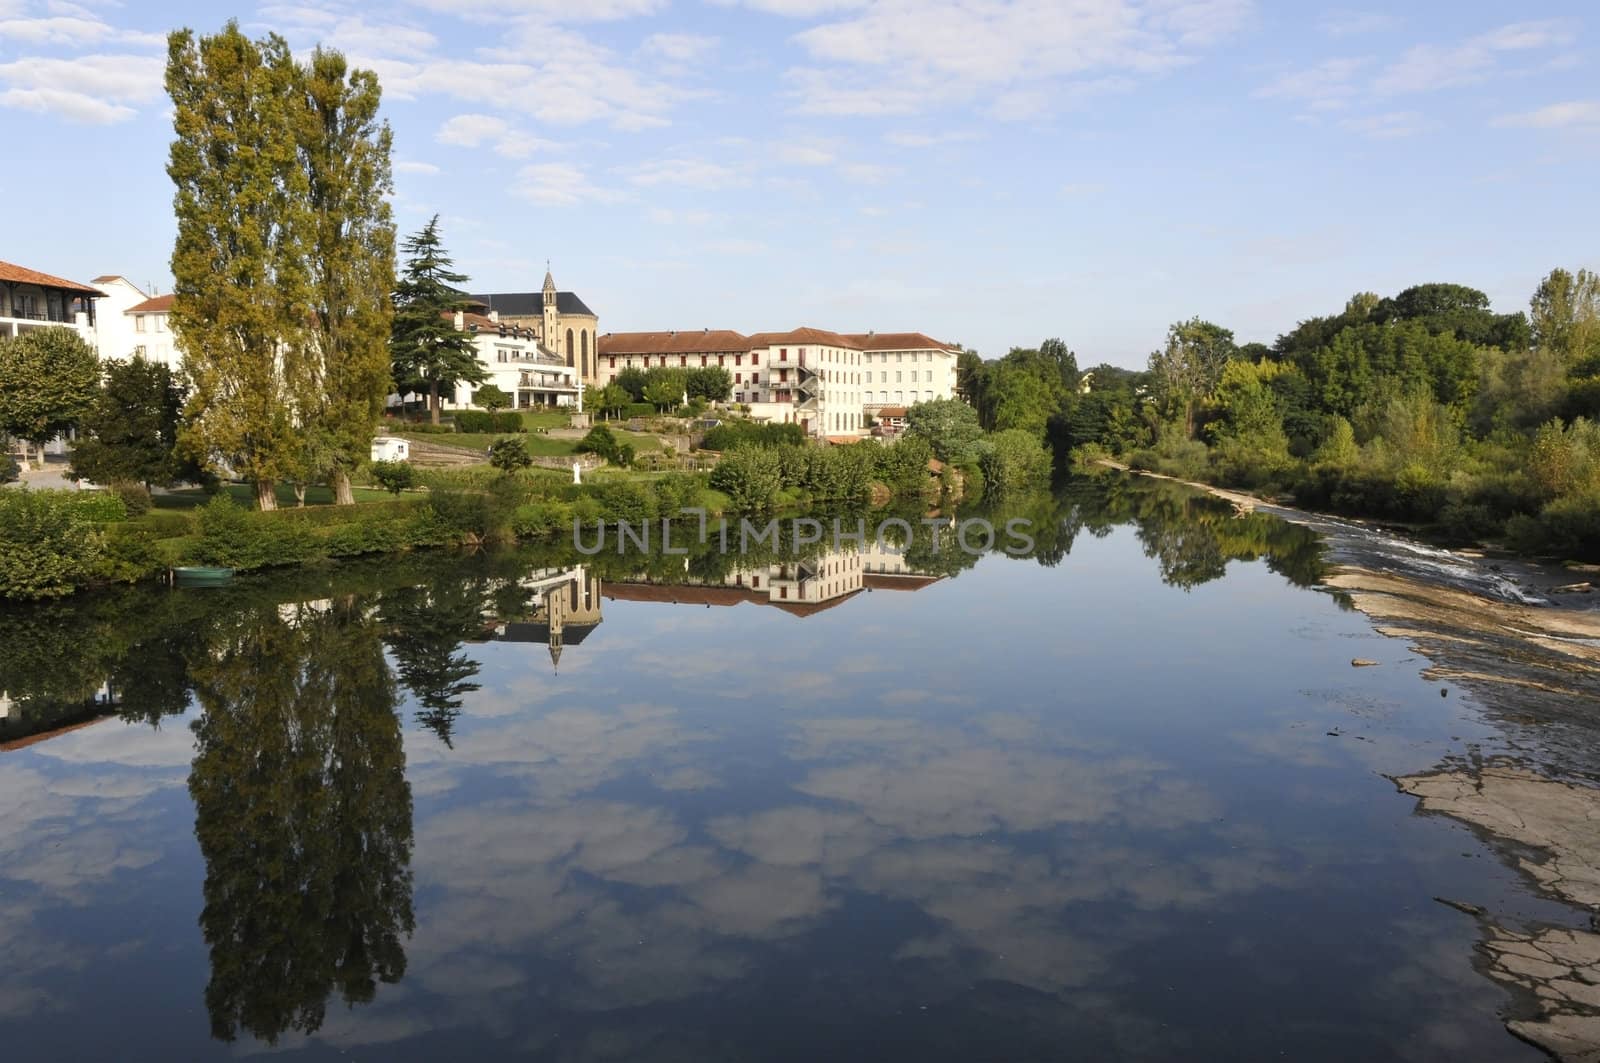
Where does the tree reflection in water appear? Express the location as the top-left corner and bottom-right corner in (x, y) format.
(187, 594), (414, 1045)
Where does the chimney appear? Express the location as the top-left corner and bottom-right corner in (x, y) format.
(453, 309), (465, 331)
(488, 309), (500, 324)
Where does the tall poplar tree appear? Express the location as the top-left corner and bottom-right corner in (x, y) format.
(292, 48), (395, 505)
(167, 23), (308, 511)
(390, 217), (486, 425)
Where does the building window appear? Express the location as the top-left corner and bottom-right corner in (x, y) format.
(718, 355), (725, 366)
(751, 373), (759, 384)
(735, 373), (742, 383)
(680, 355), (687, 366)
(750, 352), (758, 365)
(735, 354), (742, 366)
(135, 315), (146, 333)
(779, 349), (787, 361)
(609, 356), (616, 368)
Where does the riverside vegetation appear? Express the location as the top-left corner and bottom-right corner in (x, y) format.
(979, 276), (1600, 561)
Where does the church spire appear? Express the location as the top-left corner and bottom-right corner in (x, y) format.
(542, 264), (557, 308)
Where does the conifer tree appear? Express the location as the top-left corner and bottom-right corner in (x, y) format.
(390, 217), (486, 425)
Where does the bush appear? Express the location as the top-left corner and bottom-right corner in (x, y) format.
(371, 460), (418, 495)
(95, 524), (165, 584)
(2, 449), (19, 484)
(488, 438), (533, 473)
(138, 510), (197, 538)
(111, 481), (153, 516)
(576, 425), (633, 467)
(624, 402), (657, 420)
(64, 490), (128, 523)
(454, 410), (524, 433)
(700, 421), (805, 452)
(0, 490), (105, 599)
(194, 495), (319, 569)
(980, 430), (1053, 491)
(708, 447), (783, 510)
(473, 384), (511, 411)
(390, 420), (456, 434)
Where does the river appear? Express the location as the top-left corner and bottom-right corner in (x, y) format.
(0, 474), (1595, 1061)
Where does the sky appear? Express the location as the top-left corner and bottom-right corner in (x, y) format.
(3, 0), (1598, 367)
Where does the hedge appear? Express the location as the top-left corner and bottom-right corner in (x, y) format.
(454, 410), (525, 433)
(0, 490), (106, 599)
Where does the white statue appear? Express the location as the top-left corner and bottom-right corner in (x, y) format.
(572, 461), (582, 485)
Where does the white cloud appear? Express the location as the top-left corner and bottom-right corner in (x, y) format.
(1492, 99), (1600, 130)
(513, 162), (621, 206)
(395, 160), (441, 175)
(405, 0), (667, 19)
(1316, 10), (1399, 38)
(782, 0), (1249, 118)
(884, 130), (977, 148)
(1374, 19), (1574, 95)
(640, 32), (718, 63)
(260, 5), (439, 61)
(0, 14), (159, 47)
(435, 112), (558, 158)
(0, 52), (162, 123)
(1255, 56), (1368, 111)
(710, 0), (868, 14)
(838, 161), (894, 184)
(1339, 110), (1425, 139)
(774, 143), (835, 165)
(627, 158), (748, 189)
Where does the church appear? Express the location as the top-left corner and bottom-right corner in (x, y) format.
(470, 269), (601, 387)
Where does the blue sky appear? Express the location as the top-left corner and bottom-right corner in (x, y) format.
(3, 0), (1597, 367)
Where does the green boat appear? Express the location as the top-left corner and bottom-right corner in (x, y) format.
(173, 566), (234, 587)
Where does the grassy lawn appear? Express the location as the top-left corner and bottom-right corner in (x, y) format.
(155, 483), (393, 510)
(434, 432), (581, 456)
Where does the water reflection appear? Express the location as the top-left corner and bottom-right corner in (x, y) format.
(188, 594), (414, 1044)
(3, 474), (1580, 1060)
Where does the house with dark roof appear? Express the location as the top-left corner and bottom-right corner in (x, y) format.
(469, 268), (601, 386)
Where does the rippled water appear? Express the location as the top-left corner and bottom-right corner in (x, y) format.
(0, 477), (1590, 1061)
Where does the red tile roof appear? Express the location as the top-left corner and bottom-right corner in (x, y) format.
(863, 573), (942, 591)
(843, 332), (957, 352)
(126, 294), (173, 313)
(746, 326), (862, 349)
(598, 330), (754, 356)
(0, 260), (103, 295)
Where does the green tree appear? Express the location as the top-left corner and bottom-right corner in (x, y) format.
(643, 376), (681, 411)
(593, 383), (630, 420)
(292, 46), (396, 505)
(487, 436), (532, 473)
(1148, 318), (1236, 437)
(473, 383), (510, 411)
(369, 459), (415, 494)
(1530, 267), (1600, 369)
(0, 327), (101, 469)
(167, 23), (309, 511)
(389, 216), (485, 426)
(980, 429), (1053, 490)
(614, 366), (649, 401)
(686, 365), (732, 401)
(904, 396), (985, 465)
(69, 357), (189, 488)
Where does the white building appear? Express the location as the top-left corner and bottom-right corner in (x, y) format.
(596, 327), (960, 441)
(0, 260), (100, 344)
(443, 309), (581, 410)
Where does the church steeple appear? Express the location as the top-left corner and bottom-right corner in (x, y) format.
(542, 264), (557, 310)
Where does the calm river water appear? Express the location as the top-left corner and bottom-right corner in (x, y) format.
(1, 475), (1594, 1061)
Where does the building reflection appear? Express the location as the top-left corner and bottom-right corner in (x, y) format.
(475, 565), (603, 672)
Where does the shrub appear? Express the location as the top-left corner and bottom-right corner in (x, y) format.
(194, 495), (319, 569)
(708, 446), (783, 510)
(980, 430), (1053, 491)
(700, 421), (805, 452)
(474, 384), (511, 411)
(454, 410), (524, 433)
(65, 490), (128, 523)
(111, 481), (153, 516)
(625, 402), (657, 420)
(139, 511), (197, 538)
(2, 449), (20, 483)
(488, 437), (534, 473)
(95, 525), (165, 584)
(0, 490), (105, 599)
(370, 460), (418, 495)
(576, 424), (633, 467)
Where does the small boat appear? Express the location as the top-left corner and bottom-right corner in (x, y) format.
(173, 566), (235, 587)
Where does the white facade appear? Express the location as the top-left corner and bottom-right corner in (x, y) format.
(370, 437), (410, 462)
(858, 343), (959, 411)
(743, 330), (868, 439)
(0, 262), (99, 345)
(444, 310), (581, 410)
